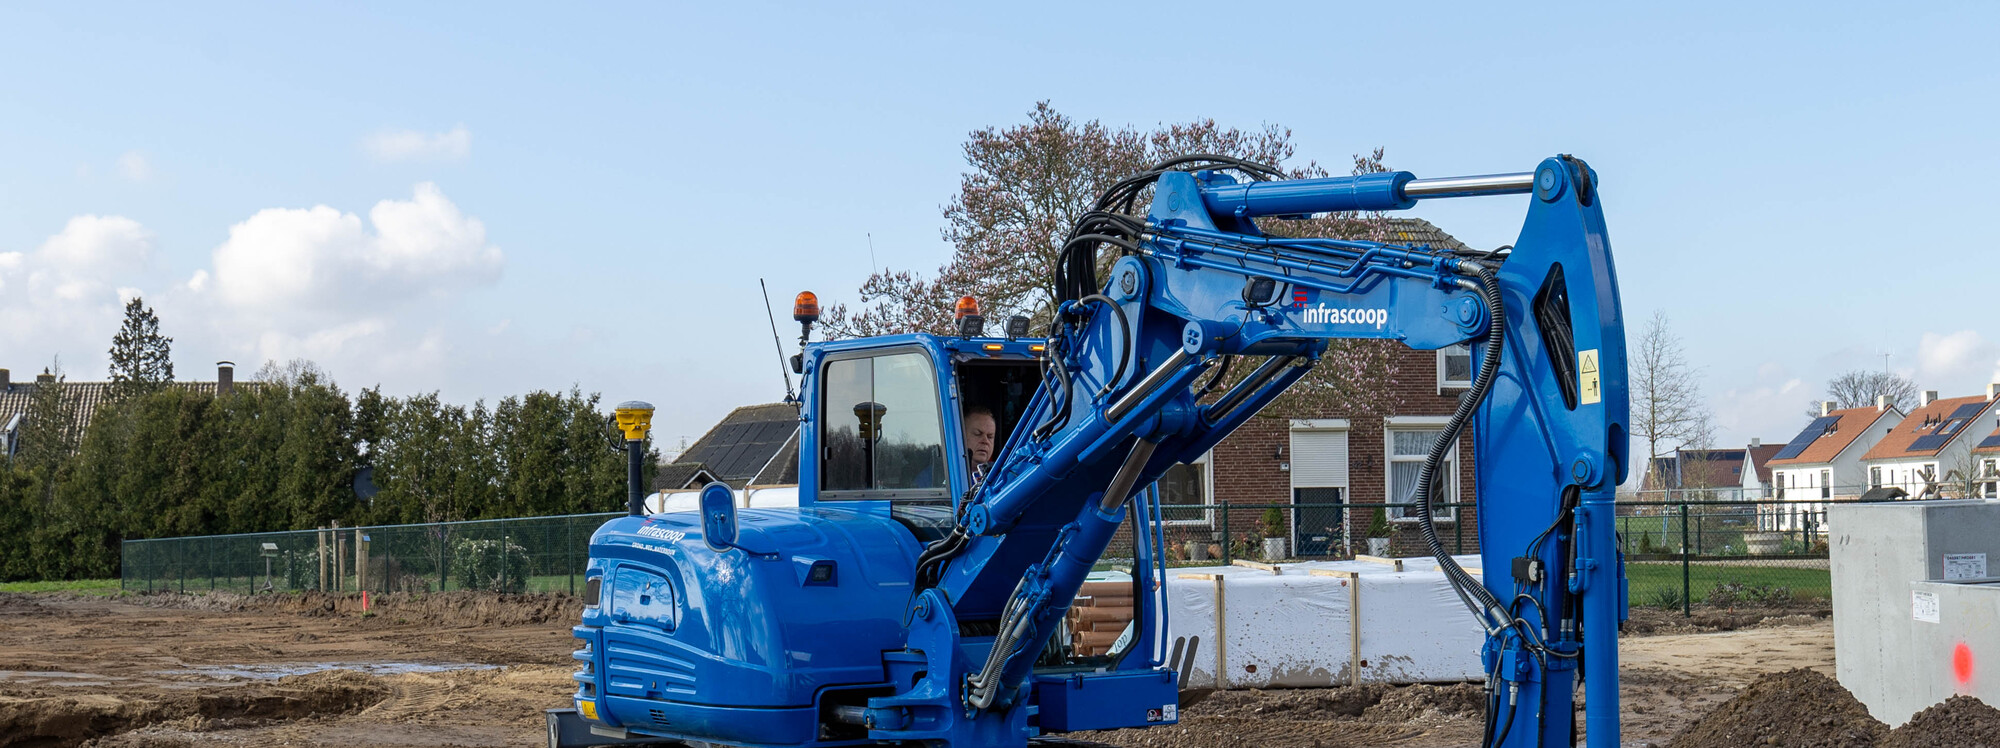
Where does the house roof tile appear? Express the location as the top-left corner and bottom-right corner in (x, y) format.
(1974, 422), (2000, 455)
(1746, 443), (1786, 483)
(1861, 396), (1998, 461)
(675, 402), (799, 488)
(0, 379), (227, 451)
(1768, 406), (1895, 466)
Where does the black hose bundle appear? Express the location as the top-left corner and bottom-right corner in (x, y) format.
(1038, 155), (1284, 440)
(1411, 269), (1509, 628)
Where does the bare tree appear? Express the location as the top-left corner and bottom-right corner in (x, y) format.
(1630, 311), (1713, 494)
(1806, 369), (1917, 419)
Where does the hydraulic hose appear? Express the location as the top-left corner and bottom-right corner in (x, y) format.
(1413, 268), (1509, 627)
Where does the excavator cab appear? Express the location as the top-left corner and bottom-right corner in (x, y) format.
(799, 330), (1044, 512)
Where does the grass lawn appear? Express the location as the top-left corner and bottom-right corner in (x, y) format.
(1625, 563), (1830, 607)
(0, 578), (124, 595)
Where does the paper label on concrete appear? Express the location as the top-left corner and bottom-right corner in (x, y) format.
(1943, 553), (1987, 580)
(1913, 590), (1940, 623)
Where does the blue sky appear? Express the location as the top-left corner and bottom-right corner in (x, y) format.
(3, 2), (1996, 458)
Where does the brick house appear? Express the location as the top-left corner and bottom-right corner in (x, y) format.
(1154, 218), (1484, 559)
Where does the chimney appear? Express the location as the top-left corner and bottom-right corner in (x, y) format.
(0, 368), (8, 392)
(1821, 400), (1837, 417)
(1877, 395), (1891, 411)
(1750, 437), (1762, 448)
(1922, 390), (1940, 407)
(36, 368), (55, 385)
(1988, 383), (2000, 401)
(217, 361), (234, 396)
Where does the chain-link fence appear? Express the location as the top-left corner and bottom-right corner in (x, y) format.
(1616, 497), (1852, 615)
(120, 496), (1870, 616)
(121, 513), (621, 595)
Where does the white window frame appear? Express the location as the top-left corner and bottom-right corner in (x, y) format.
(1820, 469), (1831, 499)
(1774, 470), (1785, 500)
(1385, 415), (1458, 523)
(1158, 451), (1214, 526)
(1436, 344), (1473, 393)
(1983, 458), (1998, 499)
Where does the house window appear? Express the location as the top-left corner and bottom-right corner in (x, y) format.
(1870, 466), (1881, 488)
(819, 351), (947, 498)
(1158, 452), (1211, 525)
(1387, 421), (1457, 522)
(1984, 459), (1998, 499)
(1820, 469), (1830, 499)
(1774, 471), (1785, 499)
(1437, 344), (1473, 392)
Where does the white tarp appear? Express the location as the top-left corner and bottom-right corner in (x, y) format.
(1165, 556), (1487, 688)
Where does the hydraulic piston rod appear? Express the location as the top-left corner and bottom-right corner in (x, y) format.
(1198, 170), (1535, 219)
(1401, 172), (1534, 199)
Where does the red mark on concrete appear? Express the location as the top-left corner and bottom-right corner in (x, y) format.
(1954, 642), (1974, 687)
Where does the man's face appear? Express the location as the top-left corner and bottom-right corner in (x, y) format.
(965, 412), (997, 466)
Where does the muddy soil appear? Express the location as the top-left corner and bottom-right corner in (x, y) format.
(0, 590), (1843, 747)
(1621, 603), (1832, 637)
(1670, 668), (1887, 748)
(0, 591), (577, 747)
(1884, 695), (2000, 748)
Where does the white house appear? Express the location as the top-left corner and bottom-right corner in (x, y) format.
(1740, 439), (1785, 499)
(1860, 385), (2000, 499)
(1973, 420), (2000, 499)
(1764, 399), (1904, 530)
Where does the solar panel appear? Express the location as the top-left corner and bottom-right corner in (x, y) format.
(1773, 416), (1839, 461)
(1948, 402), (1987, 420)
(1981, 434), (2000, 450)
(1908, 433), (1953, 453)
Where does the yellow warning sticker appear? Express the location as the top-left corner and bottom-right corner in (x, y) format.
(1578, 349), (1601, 405)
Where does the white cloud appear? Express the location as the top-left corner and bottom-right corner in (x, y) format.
(1916, 330), (2000, 394)
(362, 125), (472, 163)
(0, 216), (156, 375)
(204, 182), (501, 319)
(187, 182), (502, 376)
(118, 150), (152, 182)
(3, 186), (503, 391)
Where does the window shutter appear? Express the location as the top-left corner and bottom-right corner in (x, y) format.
(1290, 429), (1349, 489)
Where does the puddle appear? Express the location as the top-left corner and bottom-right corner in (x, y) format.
(156, 661), (502, 681)
(0, 669), (122, 687)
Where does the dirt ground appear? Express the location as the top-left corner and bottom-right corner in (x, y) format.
(0, 592), (1846, 747)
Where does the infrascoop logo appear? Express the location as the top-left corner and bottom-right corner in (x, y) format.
(1289, 288), (1387, 329)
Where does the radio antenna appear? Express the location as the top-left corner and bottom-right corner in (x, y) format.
(759, 279), (798, 403)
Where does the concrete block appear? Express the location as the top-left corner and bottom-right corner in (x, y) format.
(1830, 499), (2000, 726)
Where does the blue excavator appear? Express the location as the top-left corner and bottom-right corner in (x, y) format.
(554, 154), (1629, 748)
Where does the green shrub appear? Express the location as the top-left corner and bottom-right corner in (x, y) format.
(1367, 508), (1391, 539)
(451, 537), (529, 593)
(1643, 586), (1686, 610)
(1261, 507), (1287, 539)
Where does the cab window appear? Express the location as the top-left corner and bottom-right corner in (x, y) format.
(820, 351), (948, 498)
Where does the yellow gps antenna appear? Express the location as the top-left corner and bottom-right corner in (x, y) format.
(614, 401), (655, 516)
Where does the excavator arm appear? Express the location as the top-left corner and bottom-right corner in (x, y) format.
(897, 155), (1628, 748)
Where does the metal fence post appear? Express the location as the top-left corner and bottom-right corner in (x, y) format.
(1220, 507), (1231, 565)
(1680, 503), (1691, 617)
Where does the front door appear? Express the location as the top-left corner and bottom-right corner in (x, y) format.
(1292, 487), (1344, 556)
